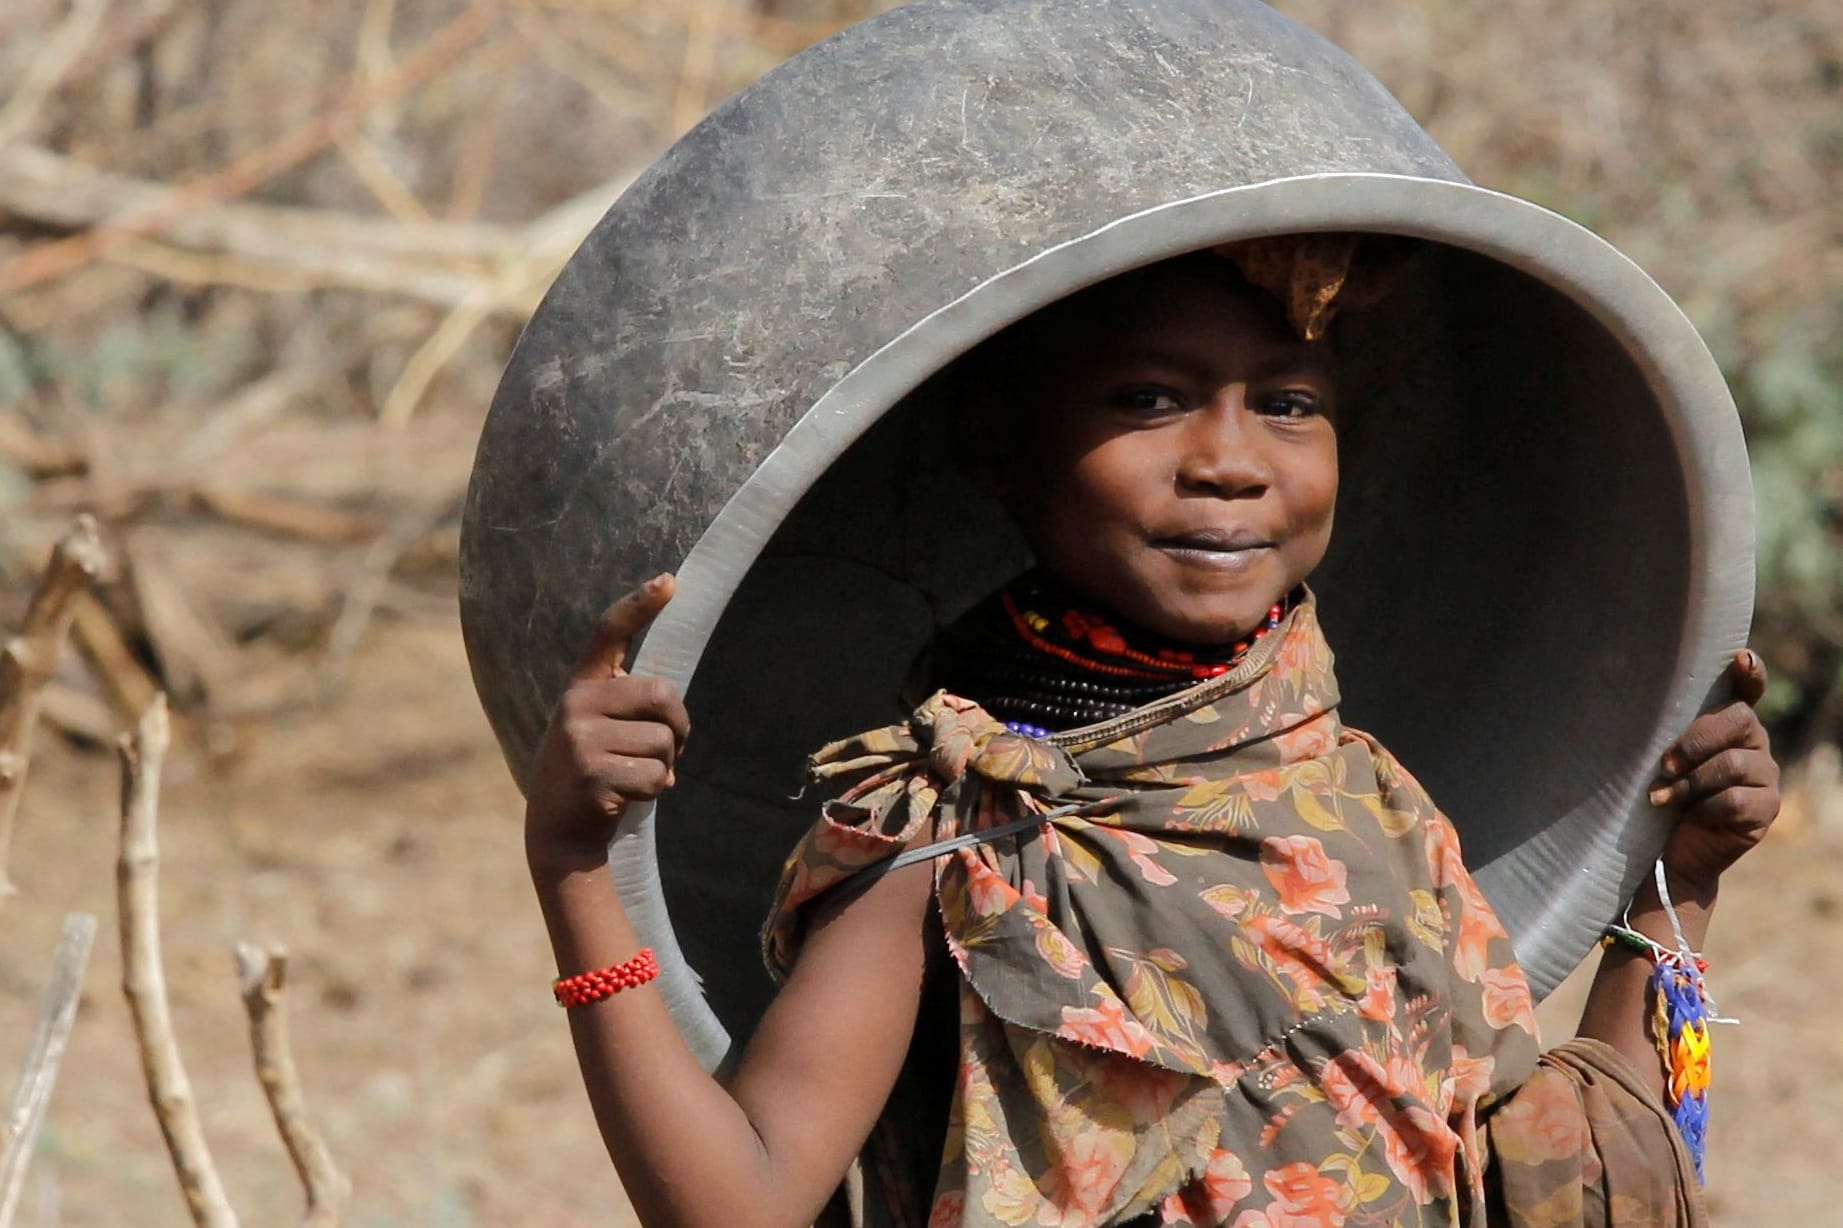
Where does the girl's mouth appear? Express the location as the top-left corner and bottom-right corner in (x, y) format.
(1151, 529), (1276, 572)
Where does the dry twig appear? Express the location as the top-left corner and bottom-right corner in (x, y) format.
(0, 912), (99, 1228)
(117, 694), (239, 1228)
(0, 143), (632, 317)
(0, 1), (502, 298)
(235, 944), (351, 1228)
(0, 0), (114, 148)
(0, 515), (107, 897)
(68, 591), (162, 725)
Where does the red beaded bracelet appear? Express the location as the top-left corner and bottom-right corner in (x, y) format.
(552, 948), (660, 1008)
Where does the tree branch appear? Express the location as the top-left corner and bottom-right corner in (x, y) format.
(117, 695), (239, 1228)
(0, 0), (503, 298)
(0, 912), (98, 1228)
(0, 515), (107, 897)
(235, 945), (351, 1228)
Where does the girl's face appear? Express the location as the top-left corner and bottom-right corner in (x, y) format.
(987, 261), (1340, 645)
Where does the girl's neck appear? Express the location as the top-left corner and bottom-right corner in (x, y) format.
(925, 570), (1294, 733)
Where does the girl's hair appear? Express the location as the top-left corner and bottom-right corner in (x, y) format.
(948, 251), (1282, 407)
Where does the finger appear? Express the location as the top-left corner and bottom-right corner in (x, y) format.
(1728, 648), (1768, 707)
(594, 718), (681, 766)
(1677, 784), (1777, 836)
(571, 573), (676, 682)
(1659, 701), (1766, 776)
(573, 674), (692, 749)
(1650, 746), (1773, 807)
(593, 753), (675, 800)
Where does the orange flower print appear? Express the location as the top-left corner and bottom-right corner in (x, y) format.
(1198, 1149), (1255, 1215)
(1376, 1102), (1457, 1203)
(1035, 923), (1088, 980)
(1479, 965), (1536, 1035)
(1242, 913), (1351, 1002)
(1260, 835), (1351, 918)
(1099, 827), (1178, 886)
(1239, 765), (1289, 803)
(1160, 1148), (1254, 1224)
(1090, 1055), (1189, 1120)
(1319, 1050), (1457, 1203)
(1263, 1161), (1348, 1228)
(1270, 717), (1339, 764)
(1493, 1074), (1591, 1164)
(1058, 993), (1157, 1059)
(928, 1191), (966, 1228)
(1356, 963), (1396, 1023)
(963, 857), (1020, 916)
(1036, 1120), (1136, 1226)
(1441, 1045), (1496, 1108)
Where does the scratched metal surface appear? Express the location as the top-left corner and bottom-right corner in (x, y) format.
(460, 0), (1752, 1065)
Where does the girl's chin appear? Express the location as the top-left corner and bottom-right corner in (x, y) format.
(1128, 597), (1285, 648)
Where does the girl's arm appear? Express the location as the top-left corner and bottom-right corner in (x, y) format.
(526, 576), (934, 1228)
(1573, 650), (1780, 1098)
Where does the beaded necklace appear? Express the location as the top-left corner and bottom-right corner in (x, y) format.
(925, 572), (1293, 737)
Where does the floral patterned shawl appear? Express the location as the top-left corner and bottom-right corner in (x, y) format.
(764, 594), (1706, 1228)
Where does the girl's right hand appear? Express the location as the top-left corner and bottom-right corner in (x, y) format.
(524, 574), (691, 867)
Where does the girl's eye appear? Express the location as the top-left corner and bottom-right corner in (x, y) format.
(1258, 390), (1324, 419)
(1115, 387), (1185, 415)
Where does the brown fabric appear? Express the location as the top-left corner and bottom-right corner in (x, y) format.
(764, 592), (1704, 1227)
(1483, 1039), (1708, 1228)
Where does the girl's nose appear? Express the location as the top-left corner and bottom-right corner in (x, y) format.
(1174, 402), (1272, 497)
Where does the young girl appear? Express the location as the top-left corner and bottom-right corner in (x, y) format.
(520, 247), (1779, 1228)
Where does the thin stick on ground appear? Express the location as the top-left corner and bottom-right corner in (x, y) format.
(0, 515), (108, 897)
(235, 944), (351, 1228)
(0, 912), (99, 1228)
(118, 695), (239, 1228)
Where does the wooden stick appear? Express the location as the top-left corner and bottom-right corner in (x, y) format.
(0, 515), (107, 897)
(0, 912), (98, 1228)
(0, 1), (501, 298)
(0, 0), (113, 148)
(68, 592), (161, 728)
(118, 696), (239, 1228)
(235, 945), (350, 1228)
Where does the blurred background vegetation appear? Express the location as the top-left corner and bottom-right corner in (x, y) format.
(0, 1), (1837, 1225)
(0, 0), (1836, 747)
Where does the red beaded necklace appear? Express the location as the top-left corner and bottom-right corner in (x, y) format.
(1000, 588), (1287, 682)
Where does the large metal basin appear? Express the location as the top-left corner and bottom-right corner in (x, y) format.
(461, 0), (1753, 1067)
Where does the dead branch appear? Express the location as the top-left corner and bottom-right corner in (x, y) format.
(0, 1), (502, 299)
(186, 489), (386, 545)
(0, 0), (114, 148)
(0, 145), (513, 312)
(118, 694), (239, 1228)
(235, 945), (350, 1228)
(0, 515), (107, 897)
(0, 912), (98, 1228)
(0, 414), (86, 479)
(121, 532), (239, 711)
(69, 591), (162, 725)
(0, 143), (634, 317)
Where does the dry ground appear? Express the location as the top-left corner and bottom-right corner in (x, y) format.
(1, 595), (1838, 1226)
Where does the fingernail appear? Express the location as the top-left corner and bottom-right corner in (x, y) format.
(1660, 752), (1682, 776)
(646, 573), (669, 591)
(1648, 785), (1672, 806)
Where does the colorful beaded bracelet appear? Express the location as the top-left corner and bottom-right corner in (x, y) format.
(1599, 863), (1735, 1181)
(553, 948), (660, 1008)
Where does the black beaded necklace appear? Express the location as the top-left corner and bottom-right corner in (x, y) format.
(925, 572), (1291, 735)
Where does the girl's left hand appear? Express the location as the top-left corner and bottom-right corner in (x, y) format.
(1649, 649), (1782, 892)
